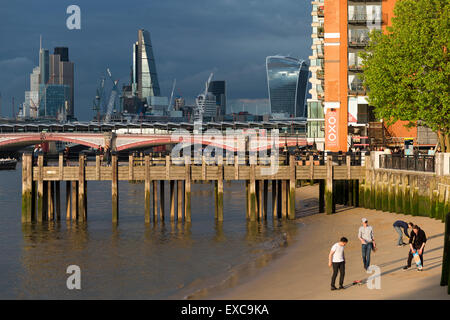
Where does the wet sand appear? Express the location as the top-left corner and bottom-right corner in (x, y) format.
(210, 185), (450, 300)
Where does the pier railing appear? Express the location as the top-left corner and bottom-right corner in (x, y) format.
(379, 154), (435, 173)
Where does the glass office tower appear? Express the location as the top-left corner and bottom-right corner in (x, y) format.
(133, 29), (160, 99)
(207, 80), (226, 116)
(38, 84), (70, 117)
(266, 56), (309, 117)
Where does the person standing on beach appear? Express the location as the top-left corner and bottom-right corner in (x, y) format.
(403, 225), (427, 271)
(393, 221), (413, 246)
(358, 218), (376, 270)
(328, 237), (348, 290)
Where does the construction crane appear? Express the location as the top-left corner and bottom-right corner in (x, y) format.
(167, 79), (176, 112)
(92, 76), (106, 122)
(194, 73), (213, 122)
(104, 68), (120, 123)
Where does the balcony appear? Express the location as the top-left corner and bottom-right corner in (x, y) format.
(317, 70), (324, 80)
(348, 81), (366, 95)
(348, 14), (383, 25)
(318, 29), (324, 38)
(317, 7), (324, 17)
(348, 36), (369, 48)
(348, 64), (363, 72)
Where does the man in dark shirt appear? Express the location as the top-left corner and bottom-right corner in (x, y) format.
(393, 221), (413, 246)
(403, 225), (427, 271)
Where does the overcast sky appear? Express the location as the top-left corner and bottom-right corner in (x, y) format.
(0, 0), (312, 120)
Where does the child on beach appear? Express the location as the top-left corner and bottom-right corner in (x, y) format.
(328, 237), (348, 291)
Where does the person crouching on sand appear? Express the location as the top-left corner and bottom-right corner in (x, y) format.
(328, 237), (348, 291)
(393, 220), (413, 247)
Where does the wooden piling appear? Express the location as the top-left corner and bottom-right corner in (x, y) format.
(263, 180), (268, 220)
(37, 154), (44, 222)
(43, 181), (48, 220)
(325, 156), (335, 214)
(71, 181), (78, 221)
(55, 181), (61, 220)
(170, 180), (175, 221)
(258, 180), (263, 220)
(319, 179), (325, 213)
(129, 153), (134, 181)
(111, 153), (118, 224)
(288, 155), (296, 220)
(160, 180), (166, 222)
(217, 165), (224, 221)
(272, 180), (278, 218)
(95, 155), (101, 180)
(153, 180), (158, 223)
(66, 181), (71, 220)
(277, 180), (282, 217)
(184, 164), (191, 222)
(31, 180), (36, 221)
(48, 181), (54, 221)
(145, 155), (151, 223)
(78, 154), (86, 221)
(21, 153), (33, 223)
(246, 180), (250, 219)
(177, 180), (183, 221)
(281, 180), (287, 219)
(249, 165), (257, 221)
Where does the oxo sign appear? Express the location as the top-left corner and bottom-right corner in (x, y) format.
(325, 109), (339, 150)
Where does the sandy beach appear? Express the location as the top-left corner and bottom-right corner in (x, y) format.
(210, 185), (450, 300)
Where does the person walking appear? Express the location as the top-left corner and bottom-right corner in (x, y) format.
(328, 237), (348, 290)
(358, 218), (376, 270)
(403, 225), (427, 271)
(393, 221), (413, 247)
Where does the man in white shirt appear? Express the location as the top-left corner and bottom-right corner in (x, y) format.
(328, 237), (348, 290)
(358, 218), (376, 270)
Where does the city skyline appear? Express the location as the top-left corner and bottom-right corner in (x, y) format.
(0, 0), (311, 120)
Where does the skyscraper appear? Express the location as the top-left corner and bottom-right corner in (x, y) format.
(39, 47), (49, 85)
(266, 56), (309, 117)
(207, 81), (227, 116)
(133, 29), (160, 100)
(23, 38), (74, 119)
(54, 47), (69, 62)
(49, 47), (74, 118)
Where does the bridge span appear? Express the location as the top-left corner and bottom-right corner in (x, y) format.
(0, 132), (308, 152)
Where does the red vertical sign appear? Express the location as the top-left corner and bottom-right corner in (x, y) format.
(325, 109), (339, 151)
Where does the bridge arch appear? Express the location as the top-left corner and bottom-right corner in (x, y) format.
(0, 133), (105, 150)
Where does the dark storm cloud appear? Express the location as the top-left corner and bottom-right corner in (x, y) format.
(0, 0), (311, 120)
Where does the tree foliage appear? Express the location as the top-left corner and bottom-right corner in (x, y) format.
(360, 0), (450, 150)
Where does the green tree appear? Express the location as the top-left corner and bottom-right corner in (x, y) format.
(360, 0), (450, 151)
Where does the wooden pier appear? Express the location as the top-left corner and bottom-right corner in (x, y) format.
(21, 152), (365, 224)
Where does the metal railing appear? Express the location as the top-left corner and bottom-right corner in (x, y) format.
(348, 37), (369, 47)
(349, 81), (366, 94)
(33, 151), (369, 168)
(379, 154), (435, 172)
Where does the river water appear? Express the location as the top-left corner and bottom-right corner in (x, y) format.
(0, 163), (309, 299)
